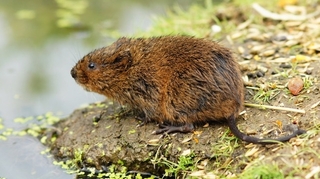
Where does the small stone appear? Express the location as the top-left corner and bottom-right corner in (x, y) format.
(285, 40), (299, 47)
(238, 46), (245, 54)
(211, 25), (222, 33)
(305, 69), (312, 75)
(272, 35), (288, 41)
(261, 49), (276, 57)
(256, 71), (265, 77)
(279, 63), (292, 69)
(288, 77), (304, 96)
(250, 45), (265, 54)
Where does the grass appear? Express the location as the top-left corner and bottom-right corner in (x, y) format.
(239, 163), (284, 179)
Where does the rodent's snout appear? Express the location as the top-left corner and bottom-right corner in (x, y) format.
(71, 67), (77, 79)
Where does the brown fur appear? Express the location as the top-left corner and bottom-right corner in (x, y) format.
(71, 36), (305, 144)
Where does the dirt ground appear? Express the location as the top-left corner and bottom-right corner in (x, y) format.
(42, 1), (320, 178)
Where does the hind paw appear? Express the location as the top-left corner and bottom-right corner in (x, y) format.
(153, 123), (195, 134)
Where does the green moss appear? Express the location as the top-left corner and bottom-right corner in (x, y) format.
(0, 118), (3, 130)
(96, 102), (107, 108)
(0, 135), (7, 141)
(0, 112), (61, 141)
(40, 148), (50, 155)
(2, 128), (13, 137)
(40, 136), (47, 144)
(15, 130), (27, 136)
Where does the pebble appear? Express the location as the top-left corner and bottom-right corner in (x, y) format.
(288, 77), (304, 96)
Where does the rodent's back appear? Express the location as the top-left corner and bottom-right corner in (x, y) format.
(71, 36), (244, 125)
(132, 37), (243, 123)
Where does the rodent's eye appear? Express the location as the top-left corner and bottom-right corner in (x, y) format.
(88, 62), (96, 69)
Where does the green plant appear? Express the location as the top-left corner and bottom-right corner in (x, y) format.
(151, 145), (196, 178)
(210, 129), (239, 171)
(163, 153), (196, 178)
(302, 76), (314, 89)
(239, 164), (284, 179)
(252, 83), (281, 103)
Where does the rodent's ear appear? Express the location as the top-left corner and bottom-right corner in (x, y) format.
(113, 49), (132, 69)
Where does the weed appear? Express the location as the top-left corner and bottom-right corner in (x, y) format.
(163, 153), (196, 178)
(151, 145), (196, 178)
(239, 164), (284, 179)
(302, 76), (314, 90)
(252, 83), (281, 103)
(211, 129), (239, 171)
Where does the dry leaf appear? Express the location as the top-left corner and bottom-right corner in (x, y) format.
(278, 0), (297, 8)
(275, 120), (283, 129)
(245, 147), (260, 157)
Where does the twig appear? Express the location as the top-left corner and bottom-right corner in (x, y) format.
(252, 3), (320, 21)
(310, 100), (320, 109)
(245, 103), (305, 113)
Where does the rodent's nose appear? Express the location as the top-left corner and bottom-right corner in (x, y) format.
(71, 68), (77, 79)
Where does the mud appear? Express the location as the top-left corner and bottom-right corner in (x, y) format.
(43, 91), (310, 177)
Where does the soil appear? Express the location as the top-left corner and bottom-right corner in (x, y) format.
(41, 1), (320, 178)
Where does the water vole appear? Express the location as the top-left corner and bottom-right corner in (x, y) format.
(71, 36), (305, 144)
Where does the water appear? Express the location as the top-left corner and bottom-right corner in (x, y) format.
(0, 0), (196, 178)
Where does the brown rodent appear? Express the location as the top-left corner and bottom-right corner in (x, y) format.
(71, 36), (305, 144)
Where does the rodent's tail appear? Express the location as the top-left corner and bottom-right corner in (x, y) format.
(227, 115), (306, 144)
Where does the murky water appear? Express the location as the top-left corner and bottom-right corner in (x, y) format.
(0, 0), (196, 178)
